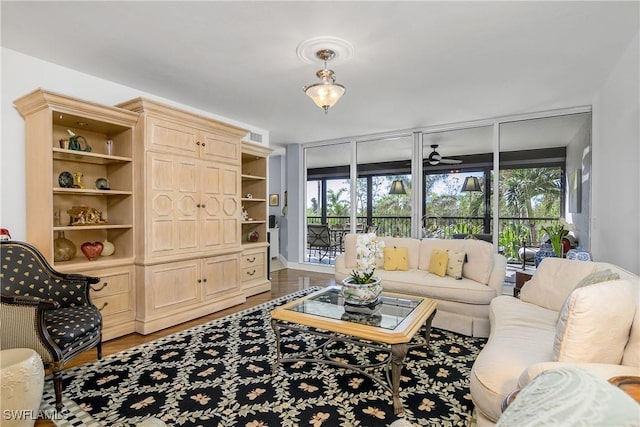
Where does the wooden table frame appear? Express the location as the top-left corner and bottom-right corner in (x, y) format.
(270, 288), (437, 414)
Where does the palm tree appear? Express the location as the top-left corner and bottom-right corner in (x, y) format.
(501, 167), (561, 242)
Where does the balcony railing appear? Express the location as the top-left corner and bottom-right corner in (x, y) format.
(306, 215), (558, 264)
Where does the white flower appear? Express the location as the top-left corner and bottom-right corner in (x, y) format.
(350, 233), (384, 283)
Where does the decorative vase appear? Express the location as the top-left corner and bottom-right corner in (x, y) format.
(58, 171), (73, 188)
(53, 232), (76, 261)
(248, 230), (259, 242)
(81, 241), (103, 261)
(341, 276), (383, 306)
(100, 239), (115, 257)
(534, 242), (557, 267)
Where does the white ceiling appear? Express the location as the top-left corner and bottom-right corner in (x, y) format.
(2, 2), (637, 148)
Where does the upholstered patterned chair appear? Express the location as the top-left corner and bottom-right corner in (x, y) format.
(0, 240), (103, 410)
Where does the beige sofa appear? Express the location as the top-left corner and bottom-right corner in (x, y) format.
(334, 235), (507, 338)
(470, 257), (640, 426)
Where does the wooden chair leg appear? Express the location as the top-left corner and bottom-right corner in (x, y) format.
(53, 369), (63, 410)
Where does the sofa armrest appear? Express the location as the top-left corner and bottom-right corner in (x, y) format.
(518, 361), (640, 389)
(487, 253), (507, 295)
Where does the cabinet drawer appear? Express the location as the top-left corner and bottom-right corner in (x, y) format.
(90, 270), (131, 297)
(241, 251), (265, 268)
(241, 265), (266, 283)
(92, 293), (133, 316)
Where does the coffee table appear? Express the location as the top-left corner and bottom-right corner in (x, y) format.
(270, 286), (437, 414)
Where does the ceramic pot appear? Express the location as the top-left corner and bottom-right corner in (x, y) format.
(341, 276), (383, 306)
(53, 232), (76, 262)
(81, 241), (103, 261)
(100, 239), (115, 257)
(534, 242), (557, 267)
(247, 230), (259, 242)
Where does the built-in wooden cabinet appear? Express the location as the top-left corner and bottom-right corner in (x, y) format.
(14, 89), (139, 340)
(240, 142), (273, 296)
(16, 90), (273, 338)
(118, 97), (253, 334)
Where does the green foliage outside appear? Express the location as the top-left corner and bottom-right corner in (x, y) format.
(307, 166), (562, 262)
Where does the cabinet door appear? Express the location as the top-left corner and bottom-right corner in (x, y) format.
(147, 260), (200, 311)
(147, 153), (199, 258)
(200, 163), (241, 250)
(202, 254), (240, 299)
(200, 130), (241, 165)
(147, 117), (199, 157)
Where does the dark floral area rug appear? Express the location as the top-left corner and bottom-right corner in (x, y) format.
(41, 287), (486, 426)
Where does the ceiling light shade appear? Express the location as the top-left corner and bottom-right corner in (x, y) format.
(389, 180), (407, 195)
(303, 49), (345, 114)
(461, 176), (482, 192)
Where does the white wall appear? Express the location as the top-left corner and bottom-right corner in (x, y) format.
(565, 117), (591, 250)
(591, 32), (640, 274)
(1, 48), (268, 240)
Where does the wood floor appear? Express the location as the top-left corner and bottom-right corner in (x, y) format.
(35, 268), (336, 426)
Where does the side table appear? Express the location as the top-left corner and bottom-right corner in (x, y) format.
(1, 348), (45, 427)
(514, 271), (533, 298)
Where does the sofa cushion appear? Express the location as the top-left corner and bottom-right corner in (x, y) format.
(471, 296), (558, 422)
(419, 239), (465, 270)
(377, 270), (497, 305)
(428, 249), (448, 277)
(574, 269), (620, 288)
(446, 250), (465, 279)
(498, 368), (640, 427)
(461, 239), (495, 285)
(553, 279), (635, 364)
(383, 246), (409, 271)
(381, 237), (421, 269)
(520, 258), (597, 311)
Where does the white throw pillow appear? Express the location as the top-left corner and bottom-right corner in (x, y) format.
(520, 258), (597, 311)
(553, 279), (635, 364)
(446, 250), (465, 279)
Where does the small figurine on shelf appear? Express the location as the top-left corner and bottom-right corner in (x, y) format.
(67, 205), (108, 226)
(73, 172), (85, 189)
(241, 206), (249, 221)
(67, 129), (91, 152)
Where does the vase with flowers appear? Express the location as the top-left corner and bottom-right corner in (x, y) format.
(541, 217), (575, 258)
(341, 233), (385, 309)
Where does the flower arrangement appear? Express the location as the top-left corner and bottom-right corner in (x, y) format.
(349, 233), (385, 284)
(541, 217), (575, 257)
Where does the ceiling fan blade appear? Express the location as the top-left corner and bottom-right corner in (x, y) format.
(439, 158), (463, 164)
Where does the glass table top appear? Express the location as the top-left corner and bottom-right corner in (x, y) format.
(286, 287), (423, 330)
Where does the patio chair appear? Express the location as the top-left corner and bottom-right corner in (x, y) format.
(0, 240), (103, 410)
(307, 224), (340, 262)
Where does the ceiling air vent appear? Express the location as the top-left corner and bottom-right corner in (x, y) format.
(249, 132), (263, 143)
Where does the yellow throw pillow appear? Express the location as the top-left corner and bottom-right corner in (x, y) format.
(383, 246), (409, 271)
(446, 250), (466, 279)
(428, 249), (448, 277)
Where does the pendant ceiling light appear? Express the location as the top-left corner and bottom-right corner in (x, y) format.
(303, 49), (346, 114)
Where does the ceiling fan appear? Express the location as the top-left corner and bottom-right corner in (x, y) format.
(426, 144), (462, 165)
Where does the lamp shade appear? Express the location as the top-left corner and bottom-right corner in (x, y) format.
(389, 180), (407, 195)
(461, 176), (482, 192)
(305, 82), (345, 112)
